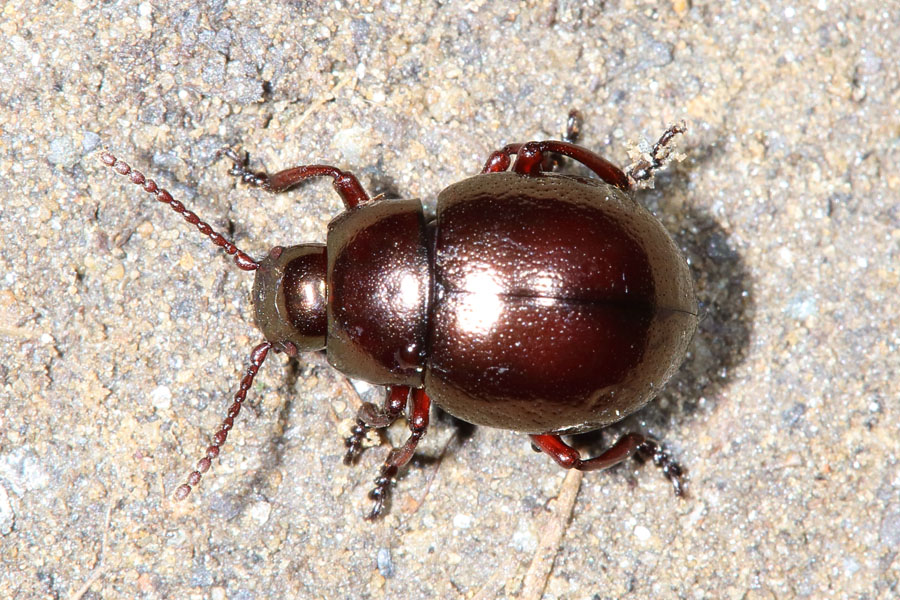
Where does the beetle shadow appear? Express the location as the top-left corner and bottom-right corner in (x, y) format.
(571, 142), (755, 465)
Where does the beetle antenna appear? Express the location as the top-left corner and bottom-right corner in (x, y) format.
(99, 150), (259, 271)
(174, 341), (274, 500)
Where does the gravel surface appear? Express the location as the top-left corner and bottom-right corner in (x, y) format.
(1, 1), (898, 599)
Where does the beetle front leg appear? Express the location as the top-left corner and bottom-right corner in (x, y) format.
(344, 386), (410, 464)
(366, 389), (431, 519)
(530, 432), (686, 496)
(218, 148), (370, 209)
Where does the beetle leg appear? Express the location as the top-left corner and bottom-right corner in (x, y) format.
(481, 138), (630, 189)
(366, 389), (431, 519)
(481, 144), (520, 173)
(481, 141), (544, 176)
(218, 148), (370, 209)
(624, 122), (686, 183)
(343, 386), (410, 465)
(543, 109), (584, 172)
(482, 110), (585, 174)
(530, 432), (686, 497)
(482, 141), (555, 175)
(521, 141), (632, 188)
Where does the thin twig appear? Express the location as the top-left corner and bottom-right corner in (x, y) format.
(519, 469), (584, 600)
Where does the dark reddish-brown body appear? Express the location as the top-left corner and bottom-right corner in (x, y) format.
(313, 172), (696, 435)
(100, 120), (695, 519)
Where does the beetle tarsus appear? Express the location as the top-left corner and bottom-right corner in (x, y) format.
(564, 109), (583, 144)
(343, 418), (370, 465)
(634, 438), (687, 497)
(625, 122), (686, 183)
(362, 389), (431, 519)
(545, 108), (584, 171)
(218, 147), (270, 187)
(366, 464), (398, 520)
(343, 387), (411, 465)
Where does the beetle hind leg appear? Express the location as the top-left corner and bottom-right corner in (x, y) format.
(366, 389), (432, 519)
(530, 432), (686, 496)
(624, 122), (686, 183)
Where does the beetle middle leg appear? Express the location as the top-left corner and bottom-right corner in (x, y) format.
(344, 385), (410, 464)
(481, 139), (630, 189)
(366, 388), (432, 519)
(543, 109), (584, 172)
(218, 148), (370, 209)
(530, 432), (686, 496)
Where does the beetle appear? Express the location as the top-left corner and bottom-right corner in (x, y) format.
(100, 115), (696, 519)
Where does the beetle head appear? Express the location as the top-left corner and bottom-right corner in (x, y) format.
(253, 244), (327, 356)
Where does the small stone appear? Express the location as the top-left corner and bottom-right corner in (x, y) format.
(634, 525), (651, 542)
(150, 385), (172, 411)
(376, 547), (394, 578)
(453, 513), (473, 529)
(48, 137), (78, 168)
(82, 131), (101, 153)
(248, 500), (272, 526)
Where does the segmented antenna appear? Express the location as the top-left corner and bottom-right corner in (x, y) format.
(174, 341), (273, 500)
(99, 150), (259, 271)
(100, 150), (274, 499)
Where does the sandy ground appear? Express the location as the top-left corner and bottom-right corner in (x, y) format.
(1, 1), (898, 599)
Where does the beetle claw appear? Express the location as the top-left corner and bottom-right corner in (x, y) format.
(635, 438), (688, 497)
(343, 419), (369, 465)
(365, 466), (396, 520)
